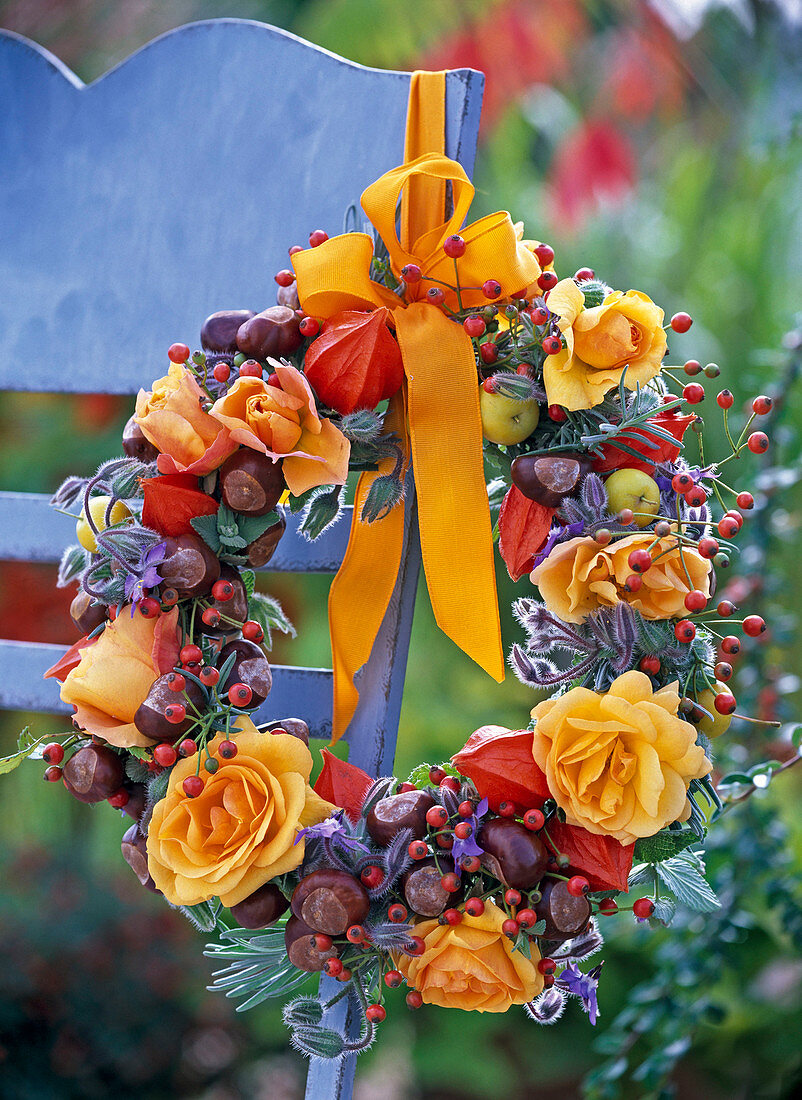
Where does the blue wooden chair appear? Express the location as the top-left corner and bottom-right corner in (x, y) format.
(0, 19), (483, 1099)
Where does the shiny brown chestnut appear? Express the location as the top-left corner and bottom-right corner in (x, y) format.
(219, 450), (285, 516)
(276, 282), (300, 311)
(134, 673), (206, 741)
(246, 512), (286, 568)
(201, 309), (255, 353)
(219, 638), (272, 706)
(121, 823), (159, 892)
(402, 859), (452, 917)
(62, 744), (125, 804)
(236, 306), (303, 360)
(159, 533), (221, 598)
(201, 564), (248, 637)
(478, 818), (549, 891)
(534, 879), (591, 941)
(122, 416), (159, 462)
(284, 914), (340, 972)
(265, 718), (310, 746)
(366, 790), (436, 847)
(510, 453), (592, 509)
(290, 870), (370, 936)
(230, 882), (290, 929)
(70, 589), (108, 635)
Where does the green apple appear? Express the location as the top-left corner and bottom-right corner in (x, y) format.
(694, 682), (733, 739)
(604, 468), (661, 527)
(479, 388), (540, 445)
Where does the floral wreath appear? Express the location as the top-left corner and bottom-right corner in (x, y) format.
(4, 72), (793, 1060)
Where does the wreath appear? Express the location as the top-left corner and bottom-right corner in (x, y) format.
(4, 132), (790, 1061)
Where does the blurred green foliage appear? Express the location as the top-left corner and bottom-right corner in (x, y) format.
(1, 1), (801, 1097)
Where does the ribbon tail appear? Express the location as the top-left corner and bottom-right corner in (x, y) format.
(328, 392), (409, 743)
(396, 303), (505, 684)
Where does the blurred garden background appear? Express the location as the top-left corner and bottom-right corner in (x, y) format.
(1, 0), (801, 1096)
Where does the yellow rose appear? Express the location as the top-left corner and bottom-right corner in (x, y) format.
(146, 719), (334, 907)
(530, 532), (711, 623)
(531, 671), (711, 844)
(60, 607), (180, 749)
(543, 279), (667, 411)
(135, 364), (237, 476)
(209, 363), (350, 496)
(396, 901), (543, 1012)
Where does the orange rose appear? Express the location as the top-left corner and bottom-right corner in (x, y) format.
(135, 365), (237, 476)
(60, 608), (180, 749)
(543, 279), (667, 411)
(531, 671), (711, 844)
(209, 363), (350, 496)
(396, 902), (543, 1011)
(530, 532), (711, 623)
(146, 719), (334, 907)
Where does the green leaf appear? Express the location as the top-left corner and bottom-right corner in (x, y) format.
(237, 510), (280, 545)
(191, 513), (222, 553)
(300, 486), (343, 539)
(283, 996), (325, 1029)
(529, 918), (547, 936)
(248, 592), (296, 649)
(180, 899), (222, 932)
(650, 898), (676, 926)
(634, 830), (698, 863)
(361, 471), (403, 523)
(240, 569), (256, 600)
(0, 729), (50, 775)
(125, 757), (151, 784)
(147, 769), (170, 805)
(654, 850), (720, 913)
(57, 544), (87, 587)
(406, 761), (461, 787)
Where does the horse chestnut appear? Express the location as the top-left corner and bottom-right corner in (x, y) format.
(69, 589), (107, 635)
(159, 533), (220, 598)
(201, 309), (255, 353)
(290, 870), (369, 935)
(534, 879), (591, 941)
(511, 453), (591, 508)
(219, 450), (285, 516)
(219, 638), (272, 707)
(246, 512), (286, 568)
(122, 416), (159, 462)
(478, 818), (549, 890)
(236, 306), (303, 360)
(366, 790), (436, 847)
(265, 718), (310, 745)
(134, 673), (206, 741)
(284, 914), (340, 972)
(230, 882), (290, 929)
(402, 859), (452, 917)
(62, 744), (125, 804)
(121, 823), (159, 892)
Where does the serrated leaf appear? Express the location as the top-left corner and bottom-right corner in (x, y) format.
(241, 569), (256, 599)
(248, 592), (296, 650)
(633, 830), (698, 864)
(148, 769), (170, 805)
(530, 919), (547, 936)
(57, 544), (88, 587)
(190, 513), (222, 553)
(237, 510), (280, 545)
(0, 730), (50, 775)
(651, 898), (676, 926)
(300, 487), (343, 540)
(654, 850), (720, 913)
(125, 757), (151, 784)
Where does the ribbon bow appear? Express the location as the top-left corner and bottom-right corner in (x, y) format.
(292, 104), (539, 743)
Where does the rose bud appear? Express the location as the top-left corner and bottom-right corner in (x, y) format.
(219, 450), (285, 516)
(219, 638), (272, 707)
(284, 914), (340, 972)
(478, 818), (549, 891)
(534, 879), (591, 942)
(159, 533), (221, 598)
(200, 565), (248, 638)
(201, 309), (255, 353)
(122, 415), (159, 462)
(236, 306), (303, 360)
(246, 512), (286, 568)
(276, 282), (300, 311)
(62, 744), (125, 804)
(511, 454), (592, 509)
(402, 859), (452, 917)
(265, 718), (310, 745)
(134, 673), (206, 741)
(366, 790), (436, 847)
(121, 823), (159, 892)
(70, 589), (108, 635)
(230, 882), (290, 929)
(290, 870), (370, 935)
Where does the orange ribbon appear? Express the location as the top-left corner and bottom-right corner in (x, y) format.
(292, 72), (540, 742)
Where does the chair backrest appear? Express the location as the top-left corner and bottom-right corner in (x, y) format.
(0, 21), (483, 1100)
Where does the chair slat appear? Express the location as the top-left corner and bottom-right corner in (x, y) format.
(0, 639), (335, 736)
(0, 22), (481, 395)
(0, 491), (351, 572)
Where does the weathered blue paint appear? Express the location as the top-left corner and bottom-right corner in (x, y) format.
(0, 22), (483, 1100)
